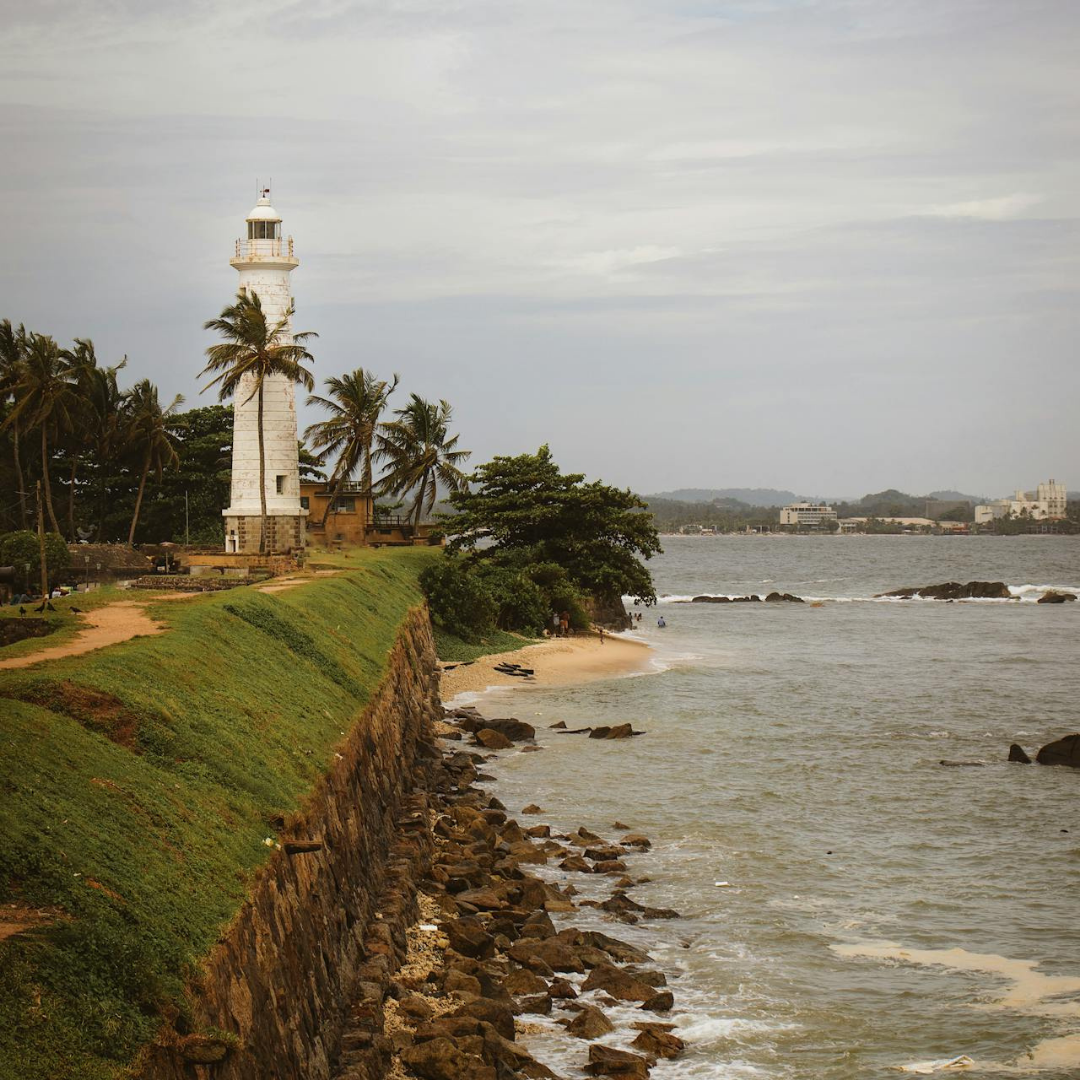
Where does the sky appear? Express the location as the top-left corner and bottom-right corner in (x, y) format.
(2, 0), (1077, 499)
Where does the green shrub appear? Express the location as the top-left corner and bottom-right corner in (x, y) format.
(418, 558), (495, 642)
(0, 531), (70, 593)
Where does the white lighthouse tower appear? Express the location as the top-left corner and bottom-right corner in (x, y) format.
(221, 190), (307, 554)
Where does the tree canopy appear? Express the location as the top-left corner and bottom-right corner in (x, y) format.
(445, 445), (660, 605)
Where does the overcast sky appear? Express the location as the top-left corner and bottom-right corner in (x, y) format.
(2, 0), (1077, 498)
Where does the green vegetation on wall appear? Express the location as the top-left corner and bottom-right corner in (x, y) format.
(0, 548), (435, 1080)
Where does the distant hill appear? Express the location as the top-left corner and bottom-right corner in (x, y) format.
(927, 490), (986, 505)
(648, 488), (803, 507)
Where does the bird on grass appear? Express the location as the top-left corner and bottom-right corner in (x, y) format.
(18, 606), (26, 616)
(46, 601), (57, 612)
(70, 606), (83, 614)
(34, 601), (46, 613)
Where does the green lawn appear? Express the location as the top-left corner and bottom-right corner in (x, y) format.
(0, 586), (129, 661)
(0, 548), (435, 1080)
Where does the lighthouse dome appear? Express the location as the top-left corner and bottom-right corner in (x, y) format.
(246, 193), (281, 222)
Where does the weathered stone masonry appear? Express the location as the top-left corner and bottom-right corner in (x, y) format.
(139, 608), (442, 1080)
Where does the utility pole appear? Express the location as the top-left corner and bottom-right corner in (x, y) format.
(36, 481), (48, 599)
(185, 490), (190, 546)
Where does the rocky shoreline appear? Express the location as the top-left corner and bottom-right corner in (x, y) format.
(332, 702), (684, 1080)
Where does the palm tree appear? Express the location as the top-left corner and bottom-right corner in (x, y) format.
(124, 379), (185, 545)
(58, 338), (105, 540)
(304, 369), (399, 527)
(5, 333), (77, 534)
(201, 291), (316, 553)
(83, 358), (128, 539)
(376, 395), (470, 529)
(0, 320), (29, 530)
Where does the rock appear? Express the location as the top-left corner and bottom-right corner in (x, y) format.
(567, 1003), (615, 1039)
(519, 993), (552, 1015)
(546, 977), (578, 999)
(585, 1044), (650, 1078)
(522, 803), (543, 814)
(604, 723), (636, 739)
(876, 581), (1012, 601)
(526, 824), (551, 838)
(401, 1037), (497, 1080)
(621, 834), (651, 849)
(580, 930), (652, 964)
(1038, 591), (1077, 603)
(1008, 743), (1032, 764)
(444, 969), (482, 996)
(550, 721), (567, 729)
(454, 888), (506, 911)
(486, 717), (537, 740)
(503, 968), (549, 996)
(581, 962), (655, 1001)
(178, 1036), (231, 1064)
(1036, 734), (1080, 768)
(631, 1025), (685, 1060)
(640, 990), (674, 1013)
(763, 591), (804, 603)
(453, 998), (516, 1041)
(588, 727), (612, 739)
(476, 728), (513, 750)
(593, 859), (628, 874)
(612, 821), (630, 830)
(508, 938), (586, 973)
(444, 917), (495, 959)
(559, 855), (592, 873)
(584, 846), (626, 863)
(399, 994), (435, 1021)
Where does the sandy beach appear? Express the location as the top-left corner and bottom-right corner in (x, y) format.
(439, 632), (654, 701)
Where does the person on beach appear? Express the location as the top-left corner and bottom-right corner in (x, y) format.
(598, 627), (605, 645)
(560, 611), (570, 637)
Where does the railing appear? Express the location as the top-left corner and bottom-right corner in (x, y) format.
(233, 236), (295, 259)
(368, 515), (418, 529)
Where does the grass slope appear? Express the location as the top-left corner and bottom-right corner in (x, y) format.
(432, 627), (538, 663)
(0, 548), (436, 1080)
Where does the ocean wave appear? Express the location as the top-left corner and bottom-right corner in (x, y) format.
(651, 584), (1080, 606)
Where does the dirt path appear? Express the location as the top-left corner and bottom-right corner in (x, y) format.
(0, 601), (167, 671)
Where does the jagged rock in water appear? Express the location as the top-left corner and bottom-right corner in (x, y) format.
(877, 581), (1012, 600)
(1037, 591), (1077, 604)
(1008, 743), (1032, 764)
(1035, 734), (1080, 768)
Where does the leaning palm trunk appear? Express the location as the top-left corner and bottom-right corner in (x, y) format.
(128, 455), (151, 545)
(321, 472), (348, 528)
(12, 417), (27, 530)
(257, 382), (267, 553)
(40, 425), (62, 534)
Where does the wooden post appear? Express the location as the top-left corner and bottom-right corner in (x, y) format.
(36, 480), (48, 599)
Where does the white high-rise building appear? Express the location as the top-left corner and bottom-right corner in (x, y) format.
(974, 478), (1068, 525)
(220, 191), (307, 554)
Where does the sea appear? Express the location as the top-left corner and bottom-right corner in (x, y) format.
(451, 535), (1080, 1079)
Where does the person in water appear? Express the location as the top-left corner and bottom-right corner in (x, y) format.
(657, 615), (666, 628)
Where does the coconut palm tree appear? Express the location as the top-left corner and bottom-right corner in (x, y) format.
(124, 379), (184, 545)
(201, 291), (316, 553)
(5, 333), (78, 534)
(376, 395), (470, 529)
(304, 368), (399, 526)
(83, 358), (128, 539)
(0, 320), (29, 530)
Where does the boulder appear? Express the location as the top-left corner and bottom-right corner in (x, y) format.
(566, 1003), (615, 1039)
(453, 998), (516, 1041)
(631, 1024), (685, 1060)
(444, 918), (495, 959)
(581, 962), (655, 1001)
(621, 834), (651, 849)
(1038, 591), (1077, 603)
(877, 581), (1011, 601)
(588, 727), (612, 739)
(508, 938), (586, 973)
(487, 718), (537, 740)
(401, 1037), (496, 1080)
(640, 990), (674, 1013)
(476, 728), (513, 750)
(585, 1044), (650, 1079)
(1036, 734), (1080, 768)
(502, 968), (548, 996)
(522, 803), (543, 814)
(1008, 743), (1032, 764)
(763, 592), (804, 603)
(604, 723), (636, 739)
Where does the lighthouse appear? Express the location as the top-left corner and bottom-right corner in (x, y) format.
(221, 190), (308, 553)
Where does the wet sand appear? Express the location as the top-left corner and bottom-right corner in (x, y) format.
(439, 633), (653, 701)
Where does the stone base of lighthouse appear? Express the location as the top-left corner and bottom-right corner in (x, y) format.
(224, 511), (307, 555)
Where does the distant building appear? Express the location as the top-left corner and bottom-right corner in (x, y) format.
(299, 481), (443, 548)
(839, 516), (936, 532)
(974, 479), (1067, 525)
(780, 502), (837, 527)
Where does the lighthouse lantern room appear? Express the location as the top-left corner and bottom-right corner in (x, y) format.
(220, 189), (307, 554)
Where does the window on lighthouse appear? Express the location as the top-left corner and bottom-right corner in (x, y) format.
(247, 221), (281, 240)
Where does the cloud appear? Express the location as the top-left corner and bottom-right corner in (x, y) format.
(923, 193), (1044, 220)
